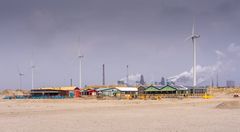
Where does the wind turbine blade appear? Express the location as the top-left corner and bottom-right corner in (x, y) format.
(192, 23), (195, 35)
(185, 35), (192, 41)
(78, 48), (81, 57)
(77, 36), (82, 57)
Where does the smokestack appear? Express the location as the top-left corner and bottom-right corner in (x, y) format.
(102, 64), (105, 85)
(70, 78), (73, 86)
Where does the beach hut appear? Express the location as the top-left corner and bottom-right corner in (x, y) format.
(159, 85), (177, 94)
(30, 86), (76, 98)
(88, 89), (97, 96)
(81, 89), (88, 95)
(115, 87), (138, 95)
(69, 91), (74, 98)
(188, 86), (207, 95)
(114, 87), (138, 99)
(144, 85), (164, 94)
(138, 86), (147, 95)
(172, 85), (189, 95)
(96, 88), (118, 96)
(74, 87), (81, 97)
(81, 89), (97, 96)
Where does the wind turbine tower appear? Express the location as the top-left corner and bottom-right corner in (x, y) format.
(78, 55), (84, 88)
(19, 73), (24, 89)
(187, 23), (200, 94)
(102, 64), (105, 86)
(31, 61), (36, 89)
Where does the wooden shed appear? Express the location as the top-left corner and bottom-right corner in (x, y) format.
(145, 85), (164, 94)
(81, 89), (97, 96)
(188, 86), (207, 94)
(115, 87), (138, 95)
(144, 85), (163, 94)
(137, 86), (147, 95)
(159, 85), (177, 94)
(96, 88), (118, 96)
(144, 85), (178, 94)
(30, 86), (76, 98)
(74, 87), (81, 97)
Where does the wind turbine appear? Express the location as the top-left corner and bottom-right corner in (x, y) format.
(18, 66), (24, 89)
(76, 36), (85, 88)
(186, 22), (200, 94)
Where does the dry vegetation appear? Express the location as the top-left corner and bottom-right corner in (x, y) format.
(208, 87), (240, 96)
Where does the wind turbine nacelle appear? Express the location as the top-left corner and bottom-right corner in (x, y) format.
(193, 34), (200, 38)
(19, 73), (24, 76)
(78, 55), (84, 58)
(185, 34), (200, 41)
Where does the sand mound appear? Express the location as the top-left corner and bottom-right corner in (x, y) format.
(0, 89), (30, 97)
(216, 101), (240, 109)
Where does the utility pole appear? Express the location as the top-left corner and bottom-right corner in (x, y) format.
(70, 78), (73, 86)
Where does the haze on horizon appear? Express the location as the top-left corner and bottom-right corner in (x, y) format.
(0, 0), (240, 89)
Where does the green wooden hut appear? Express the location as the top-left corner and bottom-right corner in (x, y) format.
(159, 85), (177, 94)
(144, 85), (163, 94)
(144, 85), (179, 94)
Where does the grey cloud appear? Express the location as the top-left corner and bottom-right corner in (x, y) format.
(0, 0), (240, 89)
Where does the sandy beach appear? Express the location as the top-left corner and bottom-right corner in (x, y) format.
(0, 95), (240, 132)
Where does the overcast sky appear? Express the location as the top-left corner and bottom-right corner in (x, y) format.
(0, 0), (240, 89)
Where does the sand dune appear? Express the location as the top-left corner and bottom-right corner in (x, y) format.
(216, 101), (240, 109)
